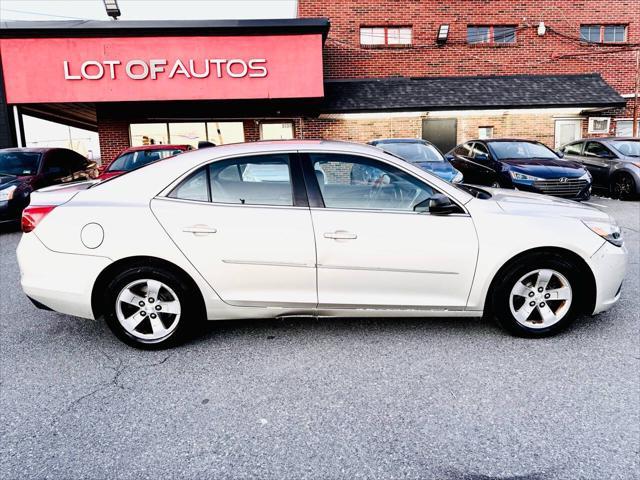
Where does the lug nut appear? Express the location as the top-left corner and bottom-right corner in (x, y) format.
(529, 301), (536, 307)
(538, 287), (544, 293)
(140, 311), (146, 316)
(138, 301), (145, 307)
(539, 302), (546, 308)
(528, 292), (535, 297)
(544, 293), (550, 299)
(148, 298), (155, 303)
(155, 305), (161, 311)
(150, 313), (157, 319)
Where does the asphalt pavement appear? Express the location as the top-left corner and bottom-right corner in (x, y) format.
(1, 196), (638, 480)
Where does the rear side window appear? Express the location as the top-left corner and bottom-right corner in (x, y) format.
(562, 142), (583, 155)
(169, 154), (293, 206)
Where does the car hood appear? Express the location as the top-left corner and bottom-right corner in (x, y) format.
(489, 188), (609, 221)
(412, 161), (459, 181)
(502, 158), (586, 177)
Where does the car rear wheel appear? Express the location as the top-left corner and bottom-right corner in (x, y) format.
(103, 266), (199, 349)
(610, 172), (637, 200)
(491, 253), (583, 337)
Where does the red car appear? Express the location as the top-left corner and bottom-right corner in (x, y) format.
(99, 144), (191, 180)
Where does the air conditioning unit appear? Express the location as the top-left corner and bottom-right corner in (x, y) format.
(588, 117), (611, 134)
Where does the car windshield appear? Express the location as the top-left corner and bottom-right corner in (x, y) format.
(0, 151), (41, 176)
(107, 148), (183, 172)
(490, 141), (557, 160)
(379, 142), (445, 163)
(610, 140), (640, 157)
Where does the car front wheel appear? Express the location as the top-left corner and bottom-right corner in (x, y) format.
(491, 253), (583, 337)
(103, 267), (199, 349)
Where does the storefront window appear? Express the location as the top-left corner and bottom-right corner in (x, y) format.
(206, 122), (245, 144)
(260, 122), (294, 140)
(130, 123), (169, 146)
(168, 122), (207, 148)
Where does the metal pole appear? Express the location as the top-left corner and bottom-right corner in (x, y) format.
(12, 106), (23, 147)
(633, 49), (639, 137)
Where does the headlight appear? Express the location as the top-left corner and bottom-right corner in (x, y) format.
(509, 171), (540, 181)
(582, 219), (623, 247)
(452, 171), (463, 183)
(0, 185), (16, 201)
(579, 171), (592, 180)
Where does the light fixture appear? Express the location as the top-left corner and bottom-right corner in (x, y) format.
(537, 21), (546, 36)
(103, 0), (121, 20)
(437, 24), (450, 44)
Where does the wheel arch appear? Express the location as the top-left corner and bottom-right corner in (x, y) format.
(483, 246), (597, 316)
(91, 255), (207, 320)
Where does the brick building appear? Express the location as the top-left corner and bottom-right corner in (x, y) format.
(0, 1), (637, 164)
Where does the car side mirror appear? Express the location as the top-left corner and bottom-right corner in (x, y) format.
(445, 153), (454, 161)
(556, 150), (565, 158)
(414, 194), (459, 215)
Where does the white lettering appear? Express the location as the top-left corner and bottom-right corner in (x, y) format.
(81, 60), (105, 80)
(226, 59), (248, 78)
(169, 59), (191, 79)
(63, 61), (81, 80)
(103, 60), (121, 79)
(209, 59), (226, 78)
(248, 59), (267, 78)
(149, 59), (167, 80)
(126, 60), (149, 80)
(189, 59), (210, 79)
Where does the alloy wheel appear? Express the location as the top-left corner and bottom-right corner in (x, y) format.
(613, 174), (634, 199)
(115, 279), (181, 341)
(509, 269), (572, 329)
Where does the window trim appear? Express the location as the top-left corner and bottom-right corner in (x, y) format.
(580, 24), (627, 44)
(359, 25), (413, 48)
(588, 117), (611, 134)
(467, 25), (517, 45)
(300, 151), (467, 215)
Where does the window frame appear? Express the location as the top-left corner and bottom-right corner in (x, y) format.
(588, 117), (611, 134)
(467, 25), (516, 45)
(299, 151), (466, 215)
(164, 152), (309, 208)
(580, 24), (627, 43)
(359, 25), (413, 47)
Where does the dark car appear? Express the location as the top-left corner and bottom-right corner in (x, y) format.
(0, 147), (97, 224)
(99, 144), (191, 180)
(446, 139), (592, 200)
(560, 137), (640, 200)
(368, 138), (463, 183)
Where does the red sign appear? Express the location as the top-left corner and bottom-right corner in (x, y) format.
(0, 35), (324, 103)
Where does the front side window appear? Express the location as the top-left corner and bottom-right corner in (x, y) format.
(310, 153), (435, 211)
(471, 143), (490, 160)
(0, 151), (41, 176)
(584, 142), (613, 158)
(360, 26), (412, 46)
(489, 141), (557, 160)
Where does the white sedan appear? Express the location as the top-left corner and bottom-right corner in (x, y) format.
(17, 141), (627, 349)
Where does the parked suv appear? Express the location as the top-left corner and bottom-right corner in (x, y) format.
(0, 147), (97, 224)
(446, 139), (592, 200)
(560, 137), (640, 200)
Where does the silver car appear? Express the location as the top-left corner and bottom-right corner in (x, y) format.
(561, 137), (640, 200)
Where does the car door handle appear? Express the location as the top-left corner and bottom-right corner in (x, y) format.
(324, 230), (357, 240)
(183, 225), (217, 235)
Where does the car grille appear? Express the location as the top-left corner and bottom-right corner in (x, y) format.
(533, 178), (588, 197)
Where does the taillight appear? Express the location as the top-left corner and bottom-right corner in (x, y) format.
(21, 205), (56, 233)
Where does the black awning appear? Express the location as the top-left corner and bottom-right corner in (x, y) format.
(323, 74), (626, 113)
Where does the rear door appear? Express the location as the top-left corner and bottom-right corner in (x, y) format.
(305, 152), (478, 309)
(151, 152), (317, 307)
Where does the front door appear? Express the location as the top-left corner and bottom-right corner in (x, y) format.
(151, 153), (317, 307)
(306, 152), (478, 309)
(422, 118), (458, 155)
(554, 119), (582, 149)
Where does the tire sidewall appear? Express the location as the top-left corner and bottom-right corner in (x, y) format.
(492, 253), (583, 337)
(103, 267), (195, 349)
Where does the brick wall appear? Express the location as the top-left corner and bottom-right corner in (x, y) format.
(298, 0), (639, 94)
(97, 118), (129, 166)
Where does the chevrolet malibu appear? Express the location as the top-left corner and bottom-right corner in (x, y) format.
(17, 141), (627, 349)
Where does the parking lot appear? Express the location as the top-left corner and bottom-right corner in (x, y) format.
(0, 196), (638, 480)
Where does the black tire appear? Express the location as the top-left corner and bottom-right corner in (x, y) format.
(490, 252), (585, 338)
(610, 172), (638, 201)
(103, 266), (202, 349)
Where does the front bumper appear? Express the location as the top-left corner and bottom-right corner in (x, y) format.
(510, 178), (591, 200)
(17, 233), (111, 319)
(589, 240), (628, 314)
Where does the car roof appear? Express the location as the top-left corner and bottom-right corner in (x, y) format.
(369, 138), (430, 145)
(472, 138), (543, 144)
(0, 147), (72, 153)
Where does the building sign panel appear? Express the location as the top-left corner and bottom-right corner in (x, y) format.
(0, 34), (324, 103)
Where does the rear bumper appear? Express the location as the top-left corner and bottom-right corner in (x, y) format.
(17, 233), (111, 319)
(589, 240), (627, 314)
